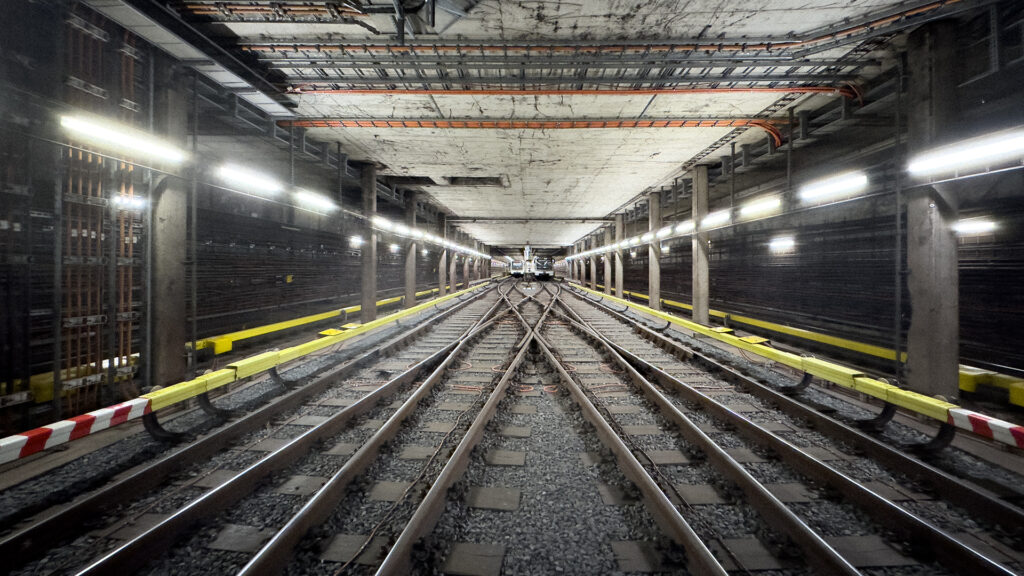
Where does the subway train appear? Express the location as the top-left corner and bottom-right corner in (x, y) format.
(533, 256), (553, 279)
(510, 260), (525, 277)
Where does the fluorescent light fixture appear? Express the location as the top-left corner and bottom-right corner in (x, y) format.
(661, 244), (670, 254)
(112, 195), (146, 210)
(392, 222), (410, 235)
(769, 236), (795, 253)
(371, 215), (393, 230)
(740, 196), (781, 218)
(953, 218), (996, 235)
(675, 220), (694, 235)
(60, 115), (187, 164)
(656, 226), (673, 239)
(629, 250), (637, 258)
(349, 235), (364, 247)
(216, 164), (284, 196)
(641, 232), (654, 242)
(389, 243), (400, 253)
(628, 237), (641, 246)
(799, 171), (868, 203)
(702, 209), (731, 229)
(908, 128), (1024, 177)
(411, 229), (424, 239)
(422, 248), (429, 256)
(294, 189), (337, 212)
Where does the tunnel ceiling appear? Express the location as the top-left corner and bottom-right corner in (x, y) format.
(106, 0), (975, 251)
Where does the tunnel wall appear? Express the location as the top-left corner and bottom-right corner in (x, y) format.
(621, 194), (1024, 373)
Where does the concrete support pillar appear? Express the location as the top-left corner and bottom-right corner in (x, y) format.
(692, 165), (710, 324)
(572, 243), (579, 282)
(449, 242), (458, 291)
(478, 245), (485, 280)
(603, 228), (613, 295)
(588, 238), (597, 290)
(471, 242), (479, 281)
(648, 191), (662, 311)
(150, 65), (188, 387)
(614, 214), (625, 297)
(437, 215), (447, 297)
(905, 21), (960, 399)
(571, 248), (577, 282)
(581, 241), (588, 285)
(462, 246), (470, 288)
(403, 191), (418, 308)
(360, 165), (378, 323)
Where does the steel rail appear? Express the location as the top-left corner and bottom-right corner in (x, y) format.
(69, 284), (505, 575)
(562, 289), (1018, 576)
(0, 283), (500, 575)
(235, 286), (533, 575)
(372, 284), (558, 574)
(565, 286), (1024, 531)
(551, 297), (861, 574)
(530, 315), (727, 576)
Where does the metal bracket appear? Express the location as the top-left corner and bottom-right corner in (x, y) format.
(269, 366), (297, 391)
(781, 372), (814, 396)
(197, 392), (236, 421)
(908, 422), (957, 454)
(647, 318), (671, 332)
(856, 401), (897, 432)
(142, 412), (187, 443)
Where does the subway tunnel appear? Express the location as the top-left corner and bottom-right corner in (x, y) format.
(1, 1), (1024, 574)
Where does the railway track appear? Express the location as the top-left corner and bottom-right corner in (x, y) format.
(2, 280), (1022, 575)
(67, 282), (540, 575)
(543, 286), (1022, 574)
(2, 281), (506, 575)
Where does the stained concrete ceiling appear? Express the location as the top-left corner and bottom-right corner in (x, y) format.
(154, 0), (969, 252)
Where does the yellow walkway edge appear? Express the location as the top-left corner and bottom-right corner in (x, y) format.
(192, 286), (455, 355)
(586, 284), (1023, 405)
(569, 283), (960, 423)
(143, 281), (489, 411)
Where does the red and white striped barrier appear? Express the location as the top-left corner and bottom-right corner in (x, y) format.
(0, 398), (151, 465)
(2, 387), (1022, 468)
(948, 408), (1024, 449)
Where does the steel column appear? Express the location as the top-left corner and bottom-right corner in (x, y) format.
(614, 214), (624, 297)
(603, 227), (613, 295)
(360, 165), (377, 323)
(150, 65), (188, 388)
(437, 214), (447, 296)
(648, 191), (662, 311)
(403, 191), (417, 308)
(905, 21), (959, 399)
(692, 165), (710, 324)
(449, 248), (458, 291)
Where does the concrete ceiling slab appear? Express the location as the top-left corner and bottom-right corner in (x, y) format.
(456, 221), (607, 248)
(171, 0), (926, 249)
(216, 0), (915, 43)
(296, 90), (783, 245)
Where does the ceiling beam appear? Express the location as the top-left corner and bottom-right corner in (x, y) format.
(451, 218), (613, 224)
(285, 86), (858, 98)
(280, 117), (785, 147)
